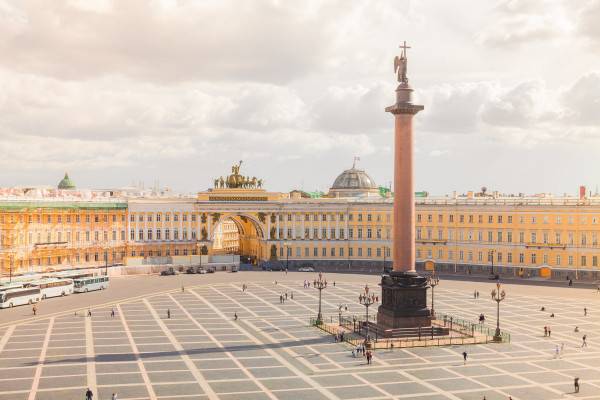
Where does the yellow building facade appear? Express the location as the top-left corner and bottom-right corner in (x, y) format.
(1, 169), (600, 282)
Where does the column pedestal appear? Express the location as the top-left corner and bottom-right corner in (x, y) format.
(377, 271), (431, 329)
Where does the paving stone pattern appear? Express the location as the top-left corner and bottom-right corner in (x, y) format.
(0, 280), (599, 399)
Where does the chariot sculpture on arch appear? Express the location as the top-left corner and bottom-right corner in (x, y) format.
(213, 160), (264, 189)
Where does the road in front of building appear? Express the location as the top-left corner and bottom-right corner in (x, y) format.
(1, 271), (599, 327)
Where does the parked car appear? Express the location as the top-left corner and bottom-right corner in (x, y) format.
(231, 266), (239, 273)
(298, 266), (315, 272)
(260, 261), (284, 271)
(185, 266), (196, 274)
(160, 267), (178, 276)
(196, 267), (207, 274)
(206, 267), (216, 273)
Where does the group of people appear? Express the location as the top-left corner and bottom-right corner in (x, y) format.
(303, 280), (311, 288)
(85, 388), (117, 400)
(473, 290), (480, 299)
(279, 291), (293, 303)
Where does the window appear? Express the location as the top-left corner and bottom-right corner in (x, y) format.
(449, 215), (454, 223)
(519, 253), (524, 263)
(531, 253), (537, 264)
(416, 228), (422, 240)
(582, 255), (587, 266)
(543, 232), (548, 244)
(507, 232), (512, 243)
(313, 247), (318, 257)
(497, 232), (503, 242)
(531, 232), (537, 243)
(358, 248), (363, 256)
(507, 252), (512, 263)
(427, 214), (432, 223)
(130, 214), (135, 222)
(508, 215), (512, 223)
(367, 229), (372, 239)
(555, 233), (561, 243)
(519, 232), (524, 243)
(417, 249), (422, 258)
(296, 247), (301, 257)
(438, 214), (443, 223)
(156, 230), (161, 240)
(130, 229), (135, 240)
(488, 231), (493, 242)
(166, 213), (170, 222)
(322, 247), (326, 256)
(183, 214), (187, 222)
(349, 247), (353, 257)
(468, 215), (473, 223)
(340, 247), (344, 257)
(488, 215), (493, 223)
(556, 255), (561, 265)
(147, 214), (153, 222)
(498, 215), (503, 223)
(568, 255), (573, 265)
(367, 214), (372, 222)
(593, 256), (598, 267)
(147, 230), (152, 240)
(531, 216), (536, 224)
(376, 248), (381, 257)
(497, 252), (502, 262)
(157, 213), (161, 222)
(165, 229), (170, 240)
(330, 248), (335, 256)
(138, 214), (143, 222)
(357, 228), (363, 239)
(174, 213), (179, 222)
(417, 214), (422, 222)
(459, 215), (464, 223)
(304, 247), (309, 257)
(367, 248), (372, 257)
(138, 229), (144, 241)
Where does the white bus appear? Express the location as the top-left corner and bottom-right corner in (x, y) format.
(73, 276), (109, 293)
(0, 283), (25, 292)
(0, 287), (41, 308)
(31, 278), (74, 299)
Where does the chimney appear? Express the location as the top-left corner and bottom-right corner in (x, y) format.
(579, 186), (586, 200)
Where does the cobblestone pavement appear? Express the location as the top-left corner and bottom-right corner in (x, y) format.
(1, 277), (599, 400)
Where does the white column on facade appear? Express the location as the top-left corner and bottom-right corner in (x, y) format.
(292, 213), (296, 239)
(326, 212), (331, 239)
(207, 214), (212, 240)
(276, 214), (280, 239)
(301, 215), (305, 240)
(335, 213), (339, 240)
(319, 214), (322, 240)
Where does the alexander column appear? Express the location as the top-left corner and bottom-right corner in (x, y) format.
(377, 42), (432, 329)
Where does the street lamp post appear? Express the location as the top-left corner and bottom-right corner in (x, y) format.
(489, 249), (496, 277)
(426, 274), (440, 317)
(313, 272), (328, 324)
(338, 303), (348, 326)
(358, 284), (378, 343)
(491, 281), (506, 341)
(104, 249), (108, 276)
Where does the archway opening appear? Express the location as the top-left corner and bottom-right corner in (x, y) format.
(212, 215), (264, 265)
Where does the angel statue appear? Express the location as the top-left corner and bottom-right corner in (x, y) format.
(394, 41), (410, 84)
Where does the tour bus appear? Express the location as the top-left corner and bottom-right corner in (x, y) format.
(0, 287), (41, 308)
(30, 278), (74, 299)
(73, 276), (109, 293)
(0, 283), (25, 292)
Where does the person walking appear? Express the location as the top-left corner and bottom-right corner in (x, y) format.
(548, 327), (552, 337)
(85, 388), (93, 400)
(584, 307), (587, 316)
(167, 309), (171, 319)
(476, 291), (480, 298)
(234, 312), (238, 321)
(544, 326), (548, 337)
(473, 290), (477, 299)
(32, 305), (37, 316)
(462, 351), (468, 365)
(582, 335), (587, 347)
(290, 292), (294, 300)
(87, 309), (92, 317)
(110, 308), (115, 318)
(285, 292), (288, 300)
(574, 377), (580, 393)
(111, 393), (117, 400)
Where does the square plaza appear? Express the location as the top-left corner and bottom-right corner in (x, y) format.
(0, 274), (599, 400)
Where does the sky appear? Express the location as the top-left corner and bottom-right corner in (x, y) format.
(1, 0), (599, 195)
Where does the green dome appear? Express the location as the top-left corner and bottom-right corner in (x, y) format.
(58, 172), (76, 190)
